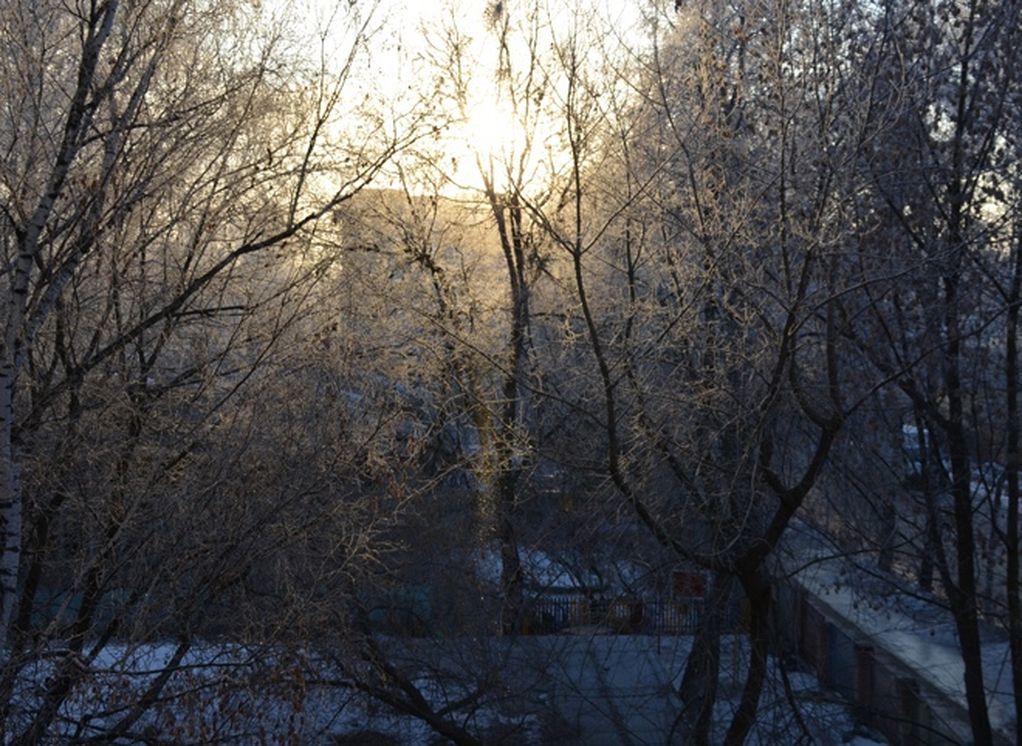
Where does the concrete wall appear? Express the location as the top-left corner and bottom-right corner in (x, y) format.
(774, 585), (975, 746)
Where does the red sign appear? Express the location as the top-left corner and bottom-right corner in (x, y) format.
(673, 570), (707, 599)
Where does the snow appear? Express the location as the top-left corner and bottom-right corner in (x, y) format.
(7, 633), (883, 744)
(846, 738), (886, 746)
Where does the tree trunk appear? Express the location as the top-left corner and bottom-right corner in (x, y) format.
(943, 269), (993, 743)
(678, 571), (733, 744)
(1005, 222), (1022, 741)
(723, 569), (771, 746)
(0, 373), (22, 651)
(485, 187), (531, 636)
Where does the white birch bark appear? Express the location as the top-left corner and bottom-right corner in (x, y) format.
(0, 0), (119, 650)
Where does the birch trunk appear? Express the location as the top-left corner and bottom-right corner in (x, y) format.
(0, 0), (119, 650)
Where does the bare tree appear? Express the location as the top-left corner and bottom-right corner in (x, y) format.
(0, 0), (434, 739)
(501, 1), (884, 741)
(838, 1), (1022, 741)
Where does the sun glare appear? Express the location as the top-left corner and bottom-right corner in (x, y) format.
(286, 0), (647, 196)
(450, 94), (536, 191)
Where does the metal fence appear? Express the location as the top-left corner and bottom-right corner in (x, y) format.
(521, 596), (705, 635)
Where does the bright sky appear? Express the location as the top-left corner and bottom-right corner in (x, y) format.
(273, 0), (652, 193)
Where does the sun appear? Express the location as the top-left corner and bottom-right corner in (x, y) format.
(463, 96), (528, 170)
(449, 93), (536, 191)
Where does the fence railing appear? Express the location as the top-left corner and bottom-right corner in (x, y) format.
(521, 596), (705, 635)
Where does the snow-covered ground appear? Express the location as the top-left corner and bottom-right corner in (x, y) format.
(5, 633), (885, 744)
